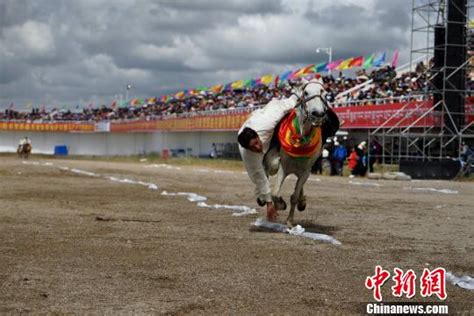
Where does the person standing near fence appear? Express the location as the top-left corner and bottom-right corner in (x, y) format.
(332, 141), (347, 176)
(355, 141), (368, 176)
(369, 139), (382, 173)
(348, 146), (359, 178)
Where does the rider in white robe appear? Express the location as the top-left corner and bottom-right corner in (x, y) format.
(238, 96), (297, 219)
(18, 137), (31, 150)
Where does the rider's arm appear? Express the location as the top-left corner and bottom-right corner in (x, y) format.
(261, 96), (298, 120)
(239, 145), (272, 204)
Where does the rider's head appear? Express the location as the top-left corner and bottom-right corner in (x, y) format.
(238, 127), (263, 153)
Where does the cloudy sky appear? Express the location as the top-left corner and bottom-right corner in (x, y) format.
(0, 0), (413, 110)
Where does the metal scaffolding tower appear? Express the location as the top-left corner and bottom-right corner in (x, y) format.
(369, 0), (474, 178)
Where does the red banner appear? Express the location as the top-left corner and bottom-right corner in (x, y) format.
(333, 100), (441, 129)
(0, 121), (95, 132)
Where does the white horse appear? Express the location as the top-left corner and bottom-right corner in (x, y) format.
(265, 78), (339, 226)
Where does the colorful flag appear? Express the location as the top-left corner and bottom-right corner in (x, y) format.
(259, 74), (273, 85)
(391, 50), (399, 68)
(174, 91), (186, 99)
(279, 70), (293, 84)
(231, 80), (244, 90)
(130, 98), (144, 106)
(327, 59), (343, 71)
(363, 54), (374, 68)
(274, 75), (280, 87)
(210, 84), (223, 94)
(373, 52), (386, 67)
(290, 67), (309, 79)
(337, 57), (354, 70)
(223, 82), (232, 91)
(349, 56), (364, 68)
(188, 89), (200, 96)
(110, 101), (117, 108)
(302, 64), (316, 74)
(243, 79), (255, 88)
(315, 62), (328, 73)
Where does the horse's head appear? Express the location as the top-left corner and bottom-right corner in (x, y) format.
(292, 77), (328, 126)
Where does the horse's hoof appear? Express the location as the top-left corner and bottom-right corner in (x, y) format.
(297, 202), (306, 212)
(272, 196), (287, 211)
(297, 197), (306, 212)
(256, 197), (266, 207)
(286, 220), (294, 228)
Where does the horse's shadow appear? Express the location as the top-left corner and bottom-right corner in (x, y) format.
(295, 219), (339, 235)
(249, 219), (339, 235)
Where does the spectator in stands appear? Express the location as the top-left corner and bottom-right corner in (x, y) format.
(4, 61), (470, 122)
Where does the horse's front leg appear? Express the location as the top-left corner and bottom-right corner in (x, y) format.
(287, 172), (310, 227)
(272, 166), (287, 211)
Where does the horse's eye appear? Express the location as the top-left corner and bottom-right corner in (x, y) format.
(304, 91), (308, 96)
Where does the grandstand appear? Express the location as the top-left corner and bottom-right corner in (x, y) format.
(1, 60), (472, 155)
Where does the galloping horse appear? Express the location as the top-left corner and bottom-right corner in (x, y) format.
(17, 143), (32, 159)
(266, 78), (339, 226)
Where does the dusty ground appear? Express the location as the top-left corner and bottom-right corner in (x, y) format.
(0, 156), (473, 314)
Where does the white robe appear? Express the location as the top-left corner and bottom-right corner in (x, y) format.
(19, 138), (31, 145)
(238, 96), (297, 203)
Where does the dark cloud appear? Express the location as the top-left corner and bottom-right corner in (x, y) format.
(0, 0), (413, 108)
(156, 0), (286, 14)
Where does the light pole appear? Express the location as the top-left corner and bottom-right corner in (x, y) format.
(316, 47), (332, 75)
(125, 84), (132, 105)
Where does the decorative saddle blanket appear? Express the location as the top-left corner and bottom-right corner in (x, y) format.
(278, 109), (322, 159)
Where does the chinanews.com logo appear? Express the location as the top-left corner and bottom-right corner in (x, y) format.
(365, 266), (449, 315)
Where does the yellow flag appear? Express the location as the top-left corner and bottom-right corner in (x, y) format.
(337, 57), (354, 70)
(231, 80), (244, 90)
(260, 74), (273, 85)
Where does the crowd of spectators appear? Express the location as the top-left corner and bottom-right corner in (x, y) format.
(0, 63), (462, 123)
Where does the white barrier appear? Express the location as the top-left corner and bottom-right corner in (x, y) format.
(0, 130), (237, 156)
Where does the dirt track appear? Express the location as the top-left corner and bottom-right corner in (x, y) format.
(0, 156), (473, 314)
